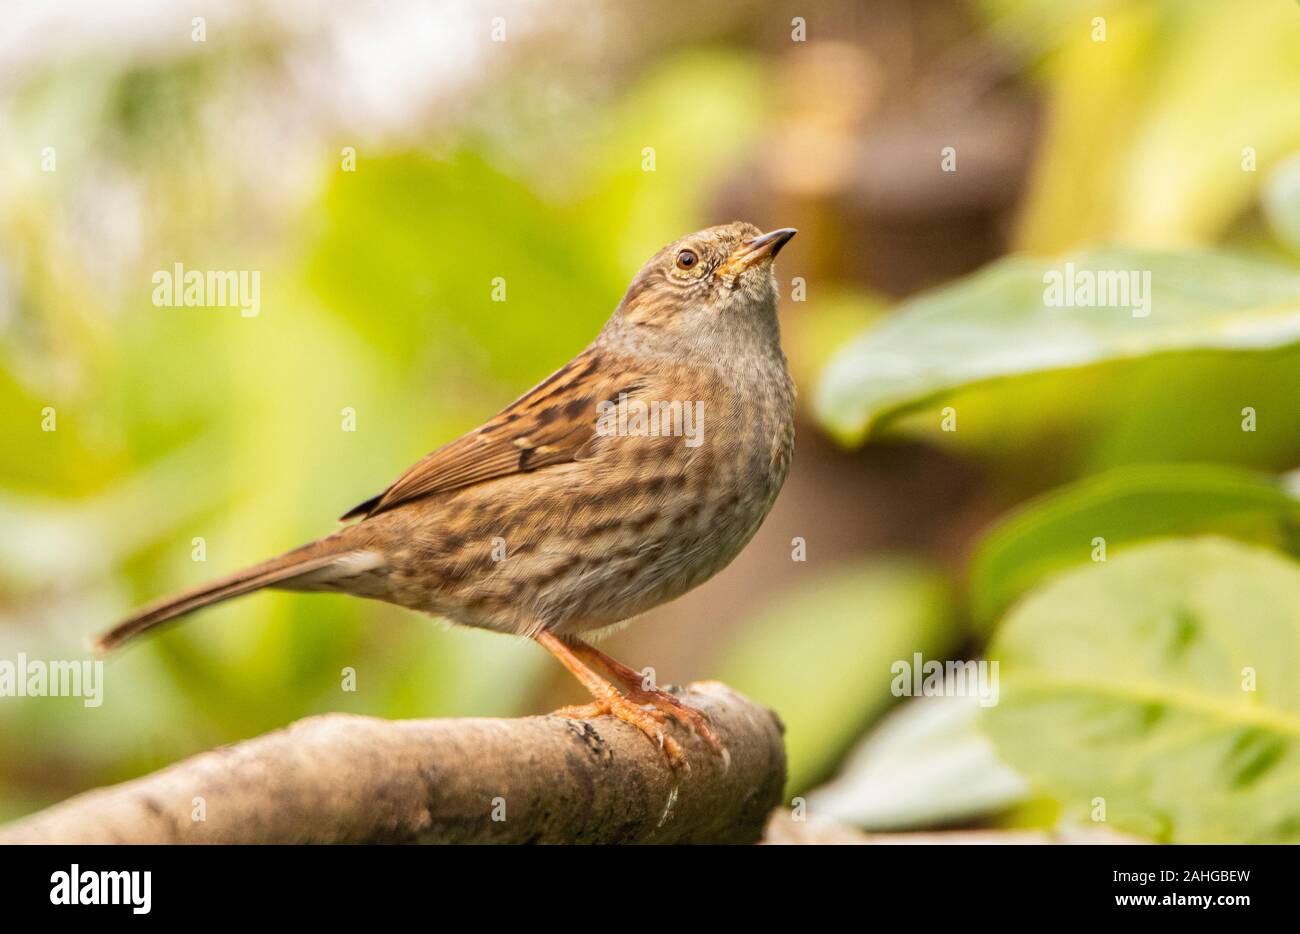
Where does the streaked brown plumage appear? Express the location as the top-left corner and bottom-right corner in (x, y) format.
(96, 221), (797, 764)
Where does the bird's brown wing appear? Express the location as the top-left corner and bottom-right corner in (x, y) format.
(340, 349), (648, 520)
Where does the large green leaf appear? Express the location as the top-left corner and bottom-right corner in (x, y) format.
(816, 248), (1300, 445)
(970, 464), (1300, 629)
(984, 537), (1300, 843)
(716, 558), (958, 793)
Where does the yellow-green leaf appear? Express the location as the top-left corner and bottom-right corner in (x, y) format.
(984, 537), (1300, 843)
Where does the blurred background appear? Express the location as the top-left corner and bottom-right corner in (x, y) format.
(3, 0), (1300, 843)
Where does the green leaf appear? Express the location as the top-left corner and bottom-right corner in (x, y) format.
(984, 537), (1300, 844)
(970, 464), (1300, 629)
(716, 558), (958, 793)
(816, 248), (1300, 446)
(807, 693), (1028, 831)
(1080, 346), (1300, 472)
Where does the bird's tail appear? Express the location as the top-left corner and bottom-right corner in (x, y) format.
(93, 540), (349, 654)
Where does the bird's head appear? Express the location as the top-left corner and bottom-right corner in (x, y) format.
(613, 222), (796, 345)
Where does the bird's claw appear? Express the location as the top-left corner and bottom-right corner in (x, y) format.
(551, 692), (686, 766)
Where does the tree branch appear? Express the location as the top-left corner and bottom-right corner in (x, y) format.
(0, 682), (785, 844)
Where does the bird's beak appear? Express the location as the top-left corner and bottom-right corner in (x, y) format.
(717, 228), (797, 276)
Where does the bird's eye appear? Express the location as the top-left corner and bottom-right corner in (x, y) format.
(675, 250), (698, 270)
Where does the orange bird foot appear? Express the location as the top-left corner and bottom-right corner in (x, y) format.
(535, 631), (723, 768)
(551, 694), (684, 766)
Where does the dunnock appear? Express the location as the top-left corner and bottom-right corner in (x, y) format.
(96, 222), (797, 764)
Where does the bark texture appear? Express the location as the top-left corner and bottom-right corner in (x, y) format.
(1, 681), (785, 845)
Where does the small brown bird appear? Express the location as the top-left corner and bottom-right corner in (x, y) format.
(96, 222), (797, 764)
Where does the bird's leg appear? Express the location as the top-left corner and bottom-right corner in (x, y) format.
(569, 639), (723, 755)
(534, 631), (682, 766)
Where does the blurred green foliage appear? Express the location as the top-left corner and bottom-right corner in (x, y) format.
(802, 0), (1300, 841)
(982, 0), (1300, 251)
(806, 689), (1028, 831)
(718, 558), (958, 792)
(969, 464), (1300, 629)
